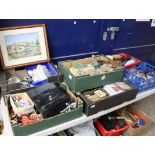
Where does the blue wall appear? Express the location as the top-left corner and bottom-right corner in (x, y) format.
(0, 19), (101, 62)
(0, 19), (155, 64)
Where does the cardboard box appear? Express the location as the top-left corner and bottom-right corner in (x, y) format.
(78, 83), (138, 116)
(9, 92), (35, 115)
(58, 55), (123, 93)
(125, 105), (153, 136)
(3, 83), (83, 136)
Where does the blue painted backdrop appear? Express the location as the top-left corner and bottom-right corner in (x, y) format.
(0, 19), (155, 64)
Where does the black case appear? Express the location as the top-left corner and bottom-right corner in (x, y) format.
(78, 83), (138, 116)
(27, 83), (70, 118)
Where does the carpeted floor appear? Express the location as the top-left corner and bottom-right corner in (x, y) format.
(134, 94), (155, 136)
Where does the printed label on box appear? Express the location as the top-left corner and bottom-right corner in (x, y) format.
(91, 104), (95, 108)
(101, 75), (106, 80)
(69, 74), (72, 80)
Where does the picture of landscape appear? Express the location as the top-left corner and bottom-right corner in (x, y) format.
(5, 32), (41, 60)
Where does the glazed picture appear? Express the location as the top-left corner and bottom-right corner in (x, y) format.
(0, 24), (50, 69)
(5, 32), (41, 60)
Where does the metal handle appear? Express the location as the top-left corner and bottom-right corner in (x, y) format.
(109, 27), (120, 40)
(103, 27), (120, 41)
(103, 32), (108, 41)
(111, 31), (115, 40)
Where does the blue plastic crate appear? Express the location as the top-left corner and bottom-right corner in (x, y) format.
(26, 62), (58, 86)
(124, 62), (155, 92)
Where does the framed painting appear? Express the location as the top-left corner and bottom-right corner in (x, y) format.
(0, 24), (50, 69)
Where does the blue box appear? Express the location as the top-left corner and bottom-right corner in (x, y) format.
(26, 62), (58, 86)
(124, 62), (155, 92)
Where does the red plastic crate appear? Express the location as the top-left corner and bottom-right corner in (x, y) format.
(95, 118), (130, 136)
(119, 53), (141, 69)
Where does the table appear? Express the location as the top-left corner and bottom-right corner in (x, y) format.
(1, 88), (155, 136)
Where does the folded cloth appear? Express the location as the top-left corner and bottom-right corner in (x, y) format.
(68, 121), (96, 136)
(27, 83), (70, 118)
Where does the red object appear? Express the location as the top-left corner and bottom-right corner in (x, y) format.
(95, 118), (130, 136)
(21, 116), (37, 125)
(119, 53), (141, 69)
